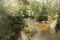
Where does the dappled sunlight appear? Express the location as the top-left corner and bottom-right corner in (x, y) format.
(36, 22), (50, 32)
(20, 18), (57, 40)
(0, 0), (60, 40)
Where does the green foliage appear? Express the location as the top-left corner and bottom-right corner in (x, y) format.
(0, 0), (59, 40)
(0, 14), (24, 40)
(37, 3), (48, 22)
(0, 0), (25, 40)
(37, 16), (48, 22)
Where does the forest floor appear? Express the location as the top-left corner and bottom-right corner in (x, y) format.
(17, 18), (60, 40)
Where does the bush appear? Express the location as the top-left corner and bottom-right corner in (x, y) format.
(37, 16), (48, 22)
